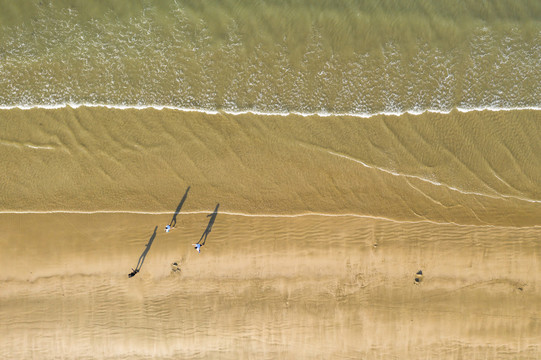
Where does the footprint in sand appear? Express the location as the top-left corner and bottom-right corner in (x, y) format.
(171, 261), (181, 274)
(414, 270), (423, 284)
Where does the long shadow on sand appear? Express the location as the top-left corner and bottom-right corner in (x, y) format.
(129, 226), (157, 278)
(196, 203), (220, 247)
(169, 186), (191, 228)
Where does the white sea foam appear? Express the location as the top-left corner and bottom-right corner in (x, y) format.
(24, 144), (54, 150)
(0, 140), (55, 150)
(0, 103), (539, 119)
(0, 103), (220, 115)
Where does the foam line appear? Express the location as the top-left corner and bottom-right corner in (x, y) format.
(0, 140), (56, 150)
(0, 103), (539, 119)
(325, 150), (541, 204)
(24, 144), (54, 150)
(0, 209), (539, 229)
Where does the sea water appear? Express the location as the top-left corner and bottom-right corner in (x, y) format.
(0, 0), (539, 114)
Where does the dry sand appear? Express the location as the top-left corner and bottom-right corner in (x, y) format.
(1, 213), (540, 359)
(1, 108), (540, 358)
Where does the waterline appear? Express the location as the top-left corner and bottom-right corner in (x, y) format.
(1, 103), (540, 119)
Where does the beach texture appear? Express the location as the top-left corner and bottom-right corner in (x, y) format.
(1, 1), (541, 358)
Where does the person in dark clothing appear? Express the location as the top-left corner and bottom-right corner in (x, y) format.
(128, 268), (139, 278)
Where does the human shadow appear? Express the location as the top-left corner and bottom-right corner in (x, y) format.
(195, 203), (220, 248)
(169, 186), (191, 228)
(129, 226), (158, 278)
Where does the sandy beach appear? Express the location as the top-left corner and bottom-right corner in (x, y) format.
(1, 107), (540, 358)
(1, 212), (540, 359)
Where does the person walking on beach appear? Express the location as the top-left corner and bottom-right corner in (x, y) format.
(128, 268), (139, 278)
(192, 203), (219, 253)
(128, 226), (158, 278)
(192, 243), (203, 253)
(165, 186), (191, 233)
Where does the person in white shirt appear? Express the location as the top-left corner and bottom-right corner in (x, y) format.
(192, 243), (202, 253)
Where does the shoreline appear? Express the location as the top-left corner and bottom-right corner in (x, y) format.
(1, 210), (541, 230)
(0, 103), (540, 119)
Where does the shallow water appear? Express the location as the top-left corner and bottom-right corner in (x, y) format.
(0, 0), (540, 113)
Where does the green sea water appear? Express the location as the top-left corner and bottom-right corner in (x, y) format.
(0, 0), (540, 113)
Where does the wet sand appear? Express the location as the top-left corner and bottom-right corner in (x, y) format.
(1, 107), (540, 358)
(1, 107), (541, 225)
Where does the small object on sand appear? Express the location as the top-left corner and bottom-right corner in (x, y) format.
(171, 262), (181, 273)
(165, 225), (171, 233)
(192, 243), (202, 253)
(414, 270), (423, 284)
